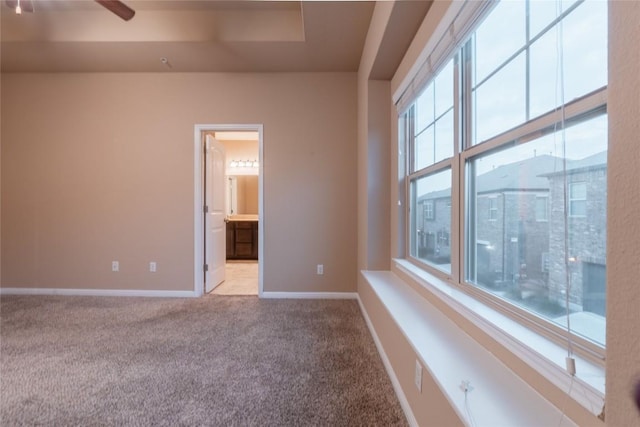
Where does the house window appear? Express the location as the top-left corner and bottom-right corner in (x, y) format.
(536, 196), (549, 221)
(402, 0), (608, 351)
(569, 182), (587, 217)
(488, 198), (498, 221)
(425, 201), (435, 221)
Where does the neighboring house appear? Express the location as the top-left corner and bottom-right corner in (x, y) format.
(415, 192), (451, 263)
(417, 155), (560, 287)
(473, 155), (559, 292)
(543, 152), (608, 316)
(416, 152), (607, 318)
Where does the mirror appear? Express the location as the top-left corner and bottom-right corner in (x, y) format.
(226, 175), (258, 216)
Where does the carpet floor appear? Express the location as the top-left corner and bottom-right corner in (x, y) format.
(0, 295), (407, 426)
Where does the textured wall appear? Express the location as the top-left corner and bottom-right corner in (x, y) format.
(1, 72), (357, 293)
(606, 1), (640, 425)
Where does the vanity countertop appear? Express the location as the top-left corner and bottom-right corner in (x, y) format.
(227, 214), (258, 222)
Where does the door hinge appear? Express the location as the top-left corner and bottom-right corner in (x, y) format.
(203, 264), (209, 272)
(203, 205), (209, 214)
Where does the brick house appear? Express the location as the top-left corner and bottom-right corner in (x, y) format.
(543, 152), (608, 316)
(416, 152), (607, 318)
(417, 155), (560, 283)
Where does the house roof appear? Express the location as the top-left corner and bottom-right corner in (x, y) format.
(418, 151), (607, 202)
(541, 151), (608, 177)
(475, 154), (561, 194)
(418, 155), (562, 202)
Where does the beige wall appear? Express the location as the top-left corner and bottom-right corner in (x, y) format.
(359, 1), (640, 426)
(1, 72), (357, 293)
(606, 1), (640, 426)
(357, 1), (393, 274)
(219, 139), (259, 175)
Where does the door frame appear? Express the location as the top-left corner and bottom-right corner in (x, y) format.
(194, 124), (264, 297)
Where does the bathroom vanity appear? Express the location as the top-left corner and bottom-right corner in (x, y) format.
(226, 215), (258, 260)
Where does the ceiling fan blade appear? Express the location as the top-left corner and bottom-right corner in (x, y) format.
(6, 0), (34, 13)
(94, 0), (135, 21)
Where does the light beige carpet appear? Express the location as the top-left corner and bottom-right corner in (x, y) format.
(1, 296), (408, 426)
(212, 261), (258, 295)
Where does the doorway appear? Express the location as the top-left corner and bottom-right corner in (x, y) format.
(194, 124), (264, 298)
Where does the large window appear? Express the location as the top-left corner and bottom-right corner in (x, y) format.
(403, 0), (607, 351)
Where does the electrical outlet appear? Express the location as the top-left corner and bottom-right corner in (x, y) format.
(317, 264), (324, 275)
(414, 360), (422, 392)
(149, 262), (157, 272)
(112, 261), (119, 272)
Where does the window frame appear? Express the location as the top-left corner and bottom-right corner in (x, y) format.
(405, 54), (461, 284)
(401, 0), (608, 364)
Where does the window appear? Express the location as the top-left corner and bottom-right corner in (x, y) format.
(488, 197), (498, 221)
(569, 182), (587, 217)
(536, 196), (549, 221)
(424, 201), (435, 221)
(401, 0), (608, 351)
(410, 169), (452, 273)
(412, 58), (455, 172)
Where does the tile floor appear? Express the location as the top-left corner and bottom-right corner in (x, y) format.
(212, 261), (259, 295)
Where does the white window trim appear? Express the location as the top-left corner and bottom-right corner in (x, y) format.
(394, 258), (605, 416)
(398, 0), (608, 416)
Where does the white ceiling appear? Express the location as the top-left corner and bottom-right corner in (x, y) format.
(0, 0), (431, 74)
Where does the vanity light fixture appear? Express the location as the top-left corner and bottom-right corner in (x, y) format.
(228, 159), (259, 169)
(15, 0), (22, 14)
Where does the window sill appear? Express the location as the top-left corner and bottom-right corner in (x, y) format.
(392, 258), (605, 416)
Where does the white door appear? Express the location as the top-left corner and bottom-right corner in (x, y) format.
(205, 135), (226, 293)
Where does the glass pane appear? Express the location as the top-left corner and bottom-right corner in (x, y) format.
(434, 59), (454, 118)
(415, 83), (434, 134)
(474, 0), (526, 84)
(414, 125), (434, 172)
(530, 0), (608, 119)
(535, 197), (548, 221)
(434, 109), (454, 163)
(529, 27), (560, 118)
(561, 0), (608, 102)
(473, 53), (526, 144)
(466, 114), (607, 345)
(529, 0), (580, 39)
(411, 169), (452, 273)
(570, 182), (586, 199)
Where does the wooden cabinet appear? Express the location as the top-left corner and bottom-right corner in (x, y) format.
(226, 221), (258, 260)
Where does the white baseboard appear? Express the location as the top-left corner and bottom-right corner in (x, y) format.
(260, 291), (357, 300)
(356, 294), (418, 427)
(0, 287), (197, 298)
